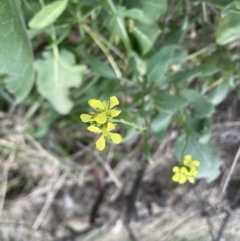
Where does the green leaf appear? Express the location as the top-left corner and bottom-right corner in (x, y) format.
(0, 1), (34, 103)
(171, 49), (188, 65)
(132, 21), (161, 54)
(187, 117), (211, 144)
(29, 0), (68, 29)
(207, 0), (233, 7)
(234, 0), (240, 10)
(180, 89), (215, 118)
(140, 0), (167, 22)
(216, 12), (240, 45)
(150, 112), (172, 133)
(123, 0), (167, 22)
(130, 53), (147, 76)
(143, 135), (153, 164)
(86, 55), (117, 79)
(175, 135), (223, 183)
(119, 8), (151, 24)
(106, 4), (131, 51)
(35, 50), (86, 114)
(207, 80), (229, 105)
(162, 64), (219, 85)
(154, 93), (188, 112)
(146, 45), (175, 83)
(164, 17), (189, 45)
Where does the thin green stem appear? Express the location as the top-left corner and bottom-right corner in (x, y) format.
(181, 134), (189, 160)
(187, 43), (216, 60)
(113, 119), (146, 132)
(50, 26), (60, 86)
(180, 110), (190, 160)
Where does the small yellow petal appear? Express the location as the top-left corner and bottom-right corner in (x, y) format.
(179, 175), (187, 184)
(109, 132), (122, 144)
(103, 101), (108, 111)
(180, 167), (188, 173)
(187, 176), (195, 184)
(110, 110), (121, 117)
(88, 99), (104, 110)
(173, 166), (180, 172)
(172, 174), (179, 182)
(96, 135), (105, 151)
(110, 96), (119, 108)
(95, 112), (107, 124)
(88, 125), (101, 133)
(184, 155), (192, 161)
(183, 159), (189, 166)
(189, 168), (198, 176)
(183, 155), (192, 165)
(192, 161), (200, 167)
(107, 122), (116, 131)
(80, 114), (92, 123)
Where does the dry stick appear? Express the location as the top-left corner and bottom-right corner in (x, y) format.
(32, 172), (66, 230)
(214, 210), (231, 241)
(222, 145), (240, 195)
(126, 225), (137, 241)
(94, 151), (122, 189)
(0, 153), (14, 216)
(124, 167), (145, 225)
(83, 24), (122, 78)
(193, 188), (215, 241)
(162, 212), (201, 241)
(76, 141), (122, 189)
(215, 188), (240, 241)
(202, 2), (208, 23)
(213, 121), (240, 130)
(89, 186), (106, 224)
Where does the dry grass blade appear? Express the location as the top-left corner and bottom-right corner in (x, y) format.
(0, 153), (15, 216)
(32, 170), (66, 230)
(222, 145), (240, 194)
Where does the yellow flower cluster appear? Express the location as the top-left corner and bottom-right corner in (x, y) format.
(172, 155), (200, 184)
(80, 96), (122, 151)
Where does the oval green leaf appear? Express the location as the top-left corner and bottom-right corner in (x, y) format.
(0, 1), (34, 103)
(29, 0), (68, 29)
(216, 12), (240, 45)
(147, 45), (175, 83)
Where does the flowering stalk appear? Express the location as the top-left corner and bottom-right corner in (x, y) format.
(80, 96), (122, 151)
(172, 155), (200, 184)
(112, 119), (146, 132)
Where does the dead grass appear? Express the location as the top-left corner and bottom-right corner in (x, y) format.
(1, 93), (240, 241)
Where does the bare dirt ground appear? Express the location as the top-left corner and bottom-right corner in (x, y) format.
(1, 91), (240, 241)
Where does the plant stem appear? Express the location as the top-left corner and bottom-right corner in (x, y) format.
(113, 119), (146, 132)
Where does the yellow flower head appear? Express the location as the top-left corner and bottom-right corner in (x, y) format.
(172, 166), (195, 184)
(87, 122), (122, 151)
(172, 155), (200, 184)
(128, 19), (135, 33)
(183, 155), (200, 173)
(80, 96), (121, 124)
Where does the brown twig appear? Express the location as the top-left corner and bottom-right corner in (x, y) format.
(193, 187), (215, 241)
(222, 145), (240, 194)
(124, 167), (146, 225)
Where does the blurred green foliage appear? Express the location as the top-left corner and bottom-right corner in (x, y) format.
(1, 0), (240, 182)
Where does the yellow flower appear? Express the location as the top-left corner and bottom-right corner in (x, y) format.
(183, 155), (200, 174)
(128, 19), (135, 33)
(172, 166), (195, 184)
(87, 122), (122, 151)
(172, 155), (201, 184)
(189, 168), (198, 176)
(80, 96), (121, 124)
